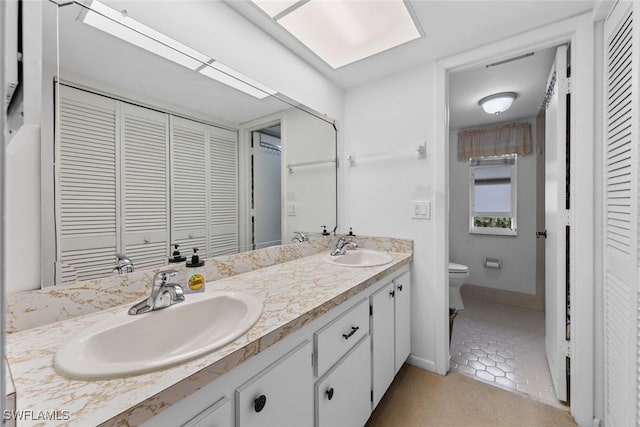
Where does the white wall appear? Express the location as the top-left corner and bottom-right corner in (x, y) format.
(344, 63), (440, 372)
(282, 108), (336, 239)
(448, 118), (538, 295)
(5, 1), (45, 293)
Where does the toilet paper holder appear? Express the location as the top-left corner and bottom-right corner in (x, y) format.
(484, 258), (501, 269)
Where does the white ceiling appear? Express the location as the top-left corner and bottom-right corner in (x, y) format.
(449, 46), (556, 130)
(227, 1), (594, 90)
(227, 0), (594, 134)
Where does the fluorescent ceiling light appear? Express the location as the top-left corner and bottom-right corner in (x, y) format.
(255, 0), (421, 69)
(252, 0), (300, 18)
(81, 0), (277, 100)
(199, 62), (277, 99)
(81, 0), (211, 70)
(479, 92), (518, 115)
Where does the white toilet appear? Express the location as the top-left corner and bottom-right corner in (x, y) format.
(449, 262), (469, 310)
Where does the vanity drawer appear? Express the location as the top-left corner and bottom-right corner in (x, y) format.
(314, 299), (369, 378)
(236, 341), (313, 427)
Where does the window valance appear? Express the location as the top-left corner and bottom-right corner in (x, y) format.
(457, 122), (531, 161)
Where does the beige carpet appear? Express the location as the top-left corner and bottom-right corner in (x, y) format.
(366, 364), (576, 427)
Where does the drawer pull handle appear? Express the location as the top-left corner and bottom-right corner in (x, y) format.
(326, 387), (334, 401)
(342, 326), (359, 339)
(390, 290), (395, 297)
(254, 395), (267, 413)
(397, 284), (403, 291)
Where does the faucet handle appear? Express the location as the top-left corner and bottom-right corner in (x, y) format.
(153, 270), (178, 286)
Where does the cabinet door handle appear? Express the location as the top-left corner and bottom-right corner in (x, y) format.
(390, 290), (395, 298)
(397, 284), (403, 291)
(326, 387), (334, 401)
(342, 326), (359, 339)
(254, 395), (267, 413)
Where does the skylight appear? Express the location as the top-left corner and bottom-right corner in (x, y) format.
(252, 0), (421, 69)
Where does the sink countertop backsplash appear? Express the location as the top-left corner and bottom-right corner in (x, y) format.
(5, 235), (412, 334)
(4, 236), (412, 426)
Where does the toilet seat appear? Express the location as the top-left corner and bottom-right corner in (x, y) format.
(448, 262), (469, 274)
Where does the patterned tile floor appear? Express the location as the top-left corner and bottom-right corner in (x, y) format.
(450, 298), (569, 410)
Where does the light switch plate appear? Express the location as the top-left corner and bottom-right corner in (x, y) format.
(287, 202), (297, 216)
(411, 201), (430, 220)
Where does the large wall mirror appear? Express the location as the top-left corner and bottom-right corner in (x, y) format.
(41, 0), (337, 287)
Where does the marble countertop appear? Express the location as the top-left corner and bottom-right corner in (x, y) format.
(5, 250), (411, 426)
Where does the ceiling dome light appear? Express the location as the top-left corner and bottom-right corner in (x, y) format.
(478, 92), (517, 115)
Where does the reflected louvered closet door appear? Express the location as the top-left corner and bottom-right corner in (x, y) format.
(170, 117), (208, 255)
(58, 85), (118, 284)
(603, 3), (639, 426)
(208, 126), (239, 257)
(121, 104), (170, 271)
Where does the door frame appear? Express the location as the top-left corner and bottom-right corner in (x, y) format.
(434, 12), (596, 425)
(238, 113), (285, 253)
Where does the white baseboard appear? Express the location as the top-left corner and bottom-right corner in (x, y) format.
(407, 355), (437, 373)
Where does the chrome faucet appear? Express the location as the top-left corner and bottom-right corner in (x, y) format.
(291, 231), (309, 243)
(113, 253), (134, 274)
(330, 235), (357, 256)
(128, 270), (185, 315)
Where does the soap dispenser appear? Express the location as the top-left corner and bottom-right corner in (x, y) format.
(168, 244), (186, 264)
(185, 248), (206, 293)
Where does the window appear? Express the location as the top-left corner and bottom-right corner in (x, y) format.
(469, 154), (517, 236)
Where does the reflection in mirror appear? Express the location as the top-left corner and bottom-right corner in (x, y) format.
(43, 0), (337, 286)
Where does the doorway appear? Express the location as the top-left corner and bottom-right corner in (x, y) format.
(447, 44), (570, 410)
(251, 123), (282, 250)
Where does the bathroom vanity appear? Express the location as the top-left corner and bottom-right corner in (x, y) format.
(4, 238), (412, 426)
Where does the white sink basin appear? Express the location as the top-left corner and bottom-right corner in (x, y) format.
(54, 291), (263, 380)
(324, 249), (393, 267)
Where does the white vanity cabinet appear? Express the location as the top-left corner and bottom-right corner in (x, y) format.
(371, 271), (411, 408)
(315, 335), (371, 427)
(314, 299), (369, 378)
(145, 265), (411, 427)
(394, 271), (411, 373)
(181, 396), (231, 427)
(236, 341), (313, 427)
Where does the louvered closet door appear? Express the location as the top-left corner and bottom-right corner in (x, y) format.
(603, 3), (639, 426)
(58, 85), (118, 284)
(170, 116), (208, 255)
(208, 126), (239, 256)
(121, 103), (170, 271)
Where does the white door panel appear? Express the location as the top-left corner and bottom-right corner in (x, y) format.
(544, 44), (568, 402)
(603, 3), (639, 425)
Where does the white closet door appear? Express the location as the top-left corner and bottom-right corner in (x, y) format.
(603, 3), (639, 426)
(58, 85), (118, 284)
(120, 103), (170, 271)
(170, 116), (208, 255)
(208, 126), (239, 256)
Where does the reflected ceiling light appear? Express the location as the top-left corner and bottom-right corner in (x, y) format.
(252, 0), (301, 18)
(81, 0), (277, 99)
(81, 0), (211, 70)
(199, 61), (277, 100)
(252, 0), (421, 69)
(478, 92), (518, 115)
